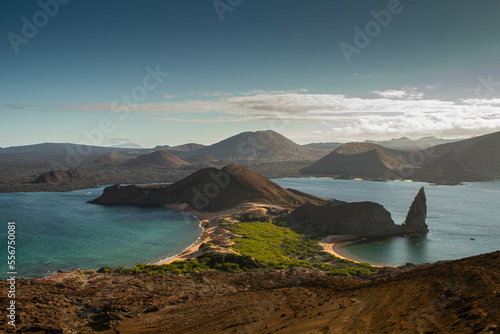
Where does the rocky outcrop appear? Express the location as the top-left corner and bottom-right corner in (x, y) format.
(287, 201), (401, 237)
(33, 169), (82, 184)
(287, 187), (429, 238)
(91, 164), (429, 237)
(90, 163), (327, 212)
(402, 186), (429, 235)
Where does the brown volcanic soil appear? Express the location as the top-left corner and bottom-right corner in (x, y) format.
(32, 168), (82, 183)
(1, 252), (499, 333)
(91, 163), (327, 211)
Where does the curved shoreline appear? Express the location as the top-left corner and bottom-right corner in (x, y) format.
(320, 242), (385, 268)
(151, 217), (205, 265)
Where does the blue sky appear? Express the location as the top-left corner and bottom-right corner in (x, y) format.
(1, 0), (500, 147)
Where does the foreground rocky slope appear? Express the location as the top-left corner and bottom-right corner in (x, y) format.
(1, 251), (498, 333)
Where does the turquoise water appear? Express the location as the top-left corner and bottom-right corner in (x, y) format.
(274, 179), (500, 266)
(0, 187), (203, 279)
(0, 180), (498, 278)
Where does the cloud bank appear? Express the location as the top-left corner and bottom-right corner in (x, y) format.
(55, 90), (500, 140)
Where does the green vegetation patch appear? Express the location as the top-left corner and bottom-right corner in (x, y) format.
(228, 221), (322, 268)
(227, 220), (377, 276)
(111, 253), (260, 275)
(100, 213), (378, 277)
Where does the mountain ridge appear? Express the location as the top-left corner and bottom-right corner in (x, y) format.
(301, 142), (412, 178)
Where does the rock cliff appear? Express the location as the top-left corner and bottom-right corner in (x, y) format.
(287, 201), (401, 237)
(402, 186), (429, 235)
(287, 187), (429, 238)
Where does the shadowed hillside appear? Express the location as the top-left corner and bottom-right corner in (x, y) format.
(414, 131), (500, 183)
(301, 143), (412, 178)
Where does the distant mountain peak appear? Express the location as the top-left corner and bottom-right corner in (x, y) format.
(124, 150), (189, 168)
(302, 142), (411, 177)
(191, 130), (325, 161)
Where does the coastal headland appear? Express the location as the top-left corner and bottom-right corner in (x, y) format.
(89, 163), (429, 268)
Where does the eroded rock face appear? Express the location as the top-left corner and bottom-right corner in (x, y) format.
(287, 201), (402, 237)
(402, 186), (429, 235)
(33, 169), (82, 184)
(286, 187), (429, 238)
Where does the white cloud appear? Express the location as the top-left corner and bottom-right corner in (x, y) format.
(459, 98), (500, 106)
(163, 94), (177, 99)
(371, 88), (423, 100)
(54, 90), (500, 140)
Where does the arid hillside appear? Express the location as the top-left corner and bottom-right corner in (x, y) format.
(90, 163), (327, 211)
(1, 251), (498, 333)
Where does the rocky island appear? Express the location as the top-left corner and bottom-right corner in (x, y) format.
(90, 163), (428, 239)
(91, 164), (428, 247)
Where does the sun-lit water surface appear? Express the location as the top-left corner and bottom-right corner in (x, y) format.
(1, 179), (498, 278)
(0, 187), (202, 279)
(273, 179), (500, 266)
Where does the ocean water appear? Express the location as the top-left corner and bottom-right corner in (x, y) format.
(0, 187), (203, 279)
(1, 180), (498, 278)
(274, 178), (500, 266)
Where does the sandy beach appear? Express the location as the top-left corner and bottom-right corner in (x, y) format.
(157, 226), (217, 265)
(319, 242), (383, 268)
(155, 203), (273, 265)
(155, 206), (385, 268)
